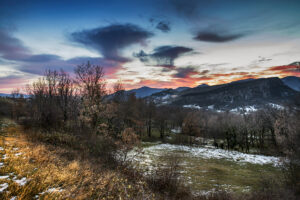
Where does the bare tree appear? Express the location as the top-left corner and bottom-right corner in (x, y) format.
(75, 62), (106, 129)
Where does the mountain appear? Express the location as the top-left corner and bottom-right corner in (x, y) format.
(282, 76), (300, 92)
(150, 77), (299, 110)
(195, 84), (209, 88)
(0, 93), (30, 98)
(175, 87), (190, 92)
(126, 86), (167, 98)
(289, 61), (300, 66)
(0, 93), (10, 97)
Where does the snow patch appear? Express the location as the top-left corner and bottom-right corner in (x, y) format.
(0, 147), (4, 151)
(0, 183), (8, 192)
(268, 103), (284, 110)
(230, 106), (257, 114)
(143, 144), (281, 166)
(0, 175), (9, 179)
(39, 187), (64, 196)
(46, 187), (64, 193)
(14, 177), (27, 186)
(183, 105), (201, 109)
(171, 128), (181, 134)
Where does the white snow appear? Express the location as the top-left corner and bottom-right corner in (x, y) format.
(142, 144), (281, 166)
(268, 103), (284, 110)
(208, 105), (214, 109)
(10, 197), (17, 200)
(14, 177), (27, 186)
(39, 187), (64, 195)
(46, 187), (64, 193)
(0, 175), (9, 179)
(0, 162), (4, 168)
(230, 106), (257, 114)
(13, 148), (19, 151)
(171, 128), (181, 134)
(0, 183), (8, 192)
(162, 94), (170, 100)
(14, 152), (22, 156)
(183, 105), (201, 109)
(0, 147), (4, 151)
(2, 154), (8, 159)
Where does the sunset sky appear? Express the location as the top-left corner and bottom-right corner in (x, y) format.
(0, 0), (300, 93)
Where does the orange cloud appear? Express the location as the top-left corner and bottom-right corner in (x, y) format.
(265, 64), (300, 77)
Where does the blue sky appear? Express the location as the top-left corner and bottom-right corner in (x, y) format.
(0, 0), (300, 92)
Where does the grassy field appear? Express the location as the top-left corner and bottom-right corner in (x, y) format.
(0, 118), (156, 200)
(0, 118), (286, 199)
(130, 143), (283, 195)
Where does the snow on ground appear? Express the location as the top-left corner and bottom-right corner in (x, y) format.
(171, 128), (181, 134)
(14, 152), (22, 156)
(38, 187), (64, 197)
(0, 183), (9, 192)
(0, 175), (9, 179)
(183, 105), (202, 109)
(0, 162), (4, 168)
(0, 147), (4, 151)
(13, 177), (28, 186)
(268, 103), (284, 110)
(140, 143), (281, 166)
(46, 187), (64, 193)
(230, 106), (257, 114)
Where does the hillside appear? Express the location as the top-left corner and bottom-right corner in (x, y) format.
(150, 77), (299, 110)
(282, 76), (300, 92)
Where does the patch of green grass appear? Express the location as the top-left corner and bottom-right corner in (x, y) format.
(178, 156), (282, 193)
(137, 145), (283, 194)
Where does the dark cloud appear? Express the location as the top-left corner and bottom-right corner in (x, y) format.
(173, 67), (198, 78)
(200, 69), (210, 75)
(156, 21), (171, 33)
(17, 56), (124, 77)
(134, 45), (193, 68)
(194, 31), (245, 42)
(0, 29), (124, 77)
(22, 54), (61, 62)
(70, 23), (154, 62)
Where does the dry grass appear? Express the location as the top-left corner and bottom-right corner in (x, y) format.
(0, 119), (157, 200)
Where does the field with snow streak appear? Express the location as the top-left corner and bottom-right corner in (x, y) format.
(129, 143), (283, 195)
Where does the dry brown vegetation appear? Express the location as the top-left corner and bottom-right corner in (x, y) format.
(0, 119), (157, 200)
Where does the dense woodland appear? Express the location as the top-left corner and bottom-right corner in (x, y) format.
(0, 62), (299, 199)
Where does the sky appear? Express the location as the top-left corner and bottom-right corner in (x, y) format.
(0, 0), (300, 93)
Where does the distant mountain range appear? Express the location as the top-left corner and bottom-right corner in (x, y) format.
(0, 93), (29, 98)
(141, 76), (300, 111)
(2, 76), (300, 111)
(124, 86), (167, 98)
